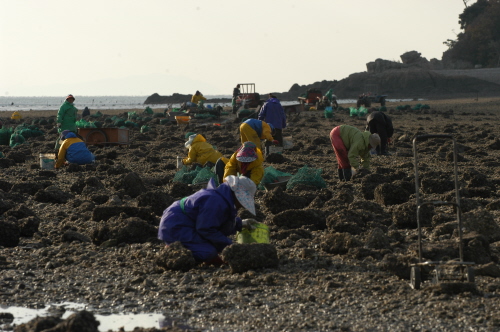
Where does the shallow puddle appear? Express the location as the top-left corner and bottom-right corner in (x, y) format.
(0, 302), (178, 332)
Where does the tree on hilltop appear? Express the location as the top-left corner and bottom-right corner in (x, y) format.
(443, 0), (500, 68)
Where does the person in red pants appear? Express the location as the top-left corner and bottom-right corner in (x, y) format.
(330, 125), (380, 181)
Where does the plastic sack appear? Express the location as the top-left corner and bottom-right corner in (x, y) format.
(9, 133), (26, 147)
(140, 125), (150, 133)
(286, 165), (326, 190)
(128, 111), (137, 120)
(90, 111), (103, 118)
(258, 166), (293, 190)
(0, 127), (14, 146)
(173, 165), (201, 184)
(358, 106), (368, 117)
(192, 167), (218, 185)
(324, 107), (333, 119)
(143, 107), (154, 115)
(349, 107), (359, 117)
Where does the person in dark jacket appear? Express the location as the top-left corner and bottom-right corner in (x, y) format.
(232, 84), (240, 114)
(55, 130), (95, 168)
(82, 107), (90, 118)
(258, 94), (287, 148)
(365, 110), (394, 155)
(158, 175), (257, 264)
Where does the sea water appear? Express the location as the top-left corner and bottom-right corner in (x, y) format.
(0, 302), (191, 331)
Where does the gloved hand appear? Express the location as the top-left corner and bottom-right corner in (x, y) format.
(272, 140), (279, 145)
(351, 168), (357, 177)
(241, 218), (258, 230)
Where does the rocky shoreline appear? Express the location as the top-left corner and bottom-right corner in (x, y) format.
(1, 98), (500, 331)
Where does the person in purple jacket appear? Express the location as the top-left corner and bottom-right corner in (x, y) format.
(158, 175), (257, 265)
(258, 93), (287, 154)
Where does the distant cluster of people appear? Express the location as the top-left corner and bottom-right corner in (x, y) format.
(37, 89), (394, 265)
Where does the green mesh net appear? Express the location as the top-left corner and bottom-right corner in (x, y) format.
(143, 107), (154, 114)
(10, 133), (26, 147)
(76, 119), (97, 128)
(114, 119), (126, 127)
(258, 166), (293, 190)
(90, 111), (103, 118)
(193, 167), (219, 185)
(160, 119), (170, 125)
(14, 124), (44, 138)
(173, 166), (201, 184)
(286, 165), (326, 190)
(0, 127), (13, 146)
(174, 165), (218, 185)
(125, 121), (138, 128)
(140, 125), (150, 133)
(128, 111), (137, 120)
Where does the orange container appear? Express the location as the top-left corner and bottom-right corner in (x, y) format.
(175, 116), (190, 125)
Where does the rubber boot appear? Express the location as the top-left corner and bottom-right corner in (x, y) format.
(343, 168), (352, 181)
(214, 158), (226, 184)
(204, 255), (225, 266)
(338, 168), (345, 181)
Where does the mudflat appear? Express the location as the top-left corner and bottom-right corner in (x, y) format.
(1, 97), (500, 331)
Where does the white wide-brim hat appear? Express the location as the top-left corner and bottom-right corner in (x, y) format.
(225, 175), (257, 215)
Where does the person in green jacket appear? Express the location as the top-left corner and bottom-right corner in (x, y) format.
(330, 125), (380, 181)
(55, 94), (78, 153)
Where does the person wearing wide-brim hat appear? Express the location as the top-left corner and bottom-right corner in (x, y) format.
(215, 141), (264, 186)
(330, 125), (380, 181)
(158, 175), (257, 265)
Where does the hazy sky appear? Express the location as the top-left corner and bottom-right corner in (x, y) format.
(1, 0), (469, 97)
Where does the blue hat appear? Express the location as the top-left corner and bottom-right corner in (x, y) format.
(268, 123), (275, 131)
(60, 130), (71, 140)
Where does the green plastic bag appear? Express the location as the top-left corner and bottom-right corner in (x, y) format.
(9, 133), (26, 148)
(91, 111), (103, 118)
(286, 165), (326, 190)
(258, 166), (293, 190)
(349, 107), (359, 117)
(192, 167), (218, 185)
(140, 125), (150, 133)
(358, 106), (368, 117)
(0, 127), (13, 146)
(324, 107), (333, 119)
(143, 106), (153, 115)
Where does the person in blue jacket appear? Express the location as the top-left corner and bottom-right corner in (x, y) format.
(258, 93), (287, 154)
(55, 130), (95, 168)
(158, 175), (257, 265)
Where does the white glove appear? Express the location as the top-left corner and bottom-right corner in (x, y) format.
(351, 168), (357, 177)
(241, 218), (258, 230)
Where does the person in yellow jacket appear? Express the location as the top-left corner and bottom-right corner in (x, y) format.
(11, 111), (22, 121)
(216, 142), (264, 186)
(55, 130), (95, 169)
(191, 90), (207, 106)
(183, 134), (227, 167)
(239, 118), (278, 149)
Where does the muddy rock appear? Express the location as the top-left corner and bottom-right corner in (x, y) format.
(70, 176), (105, 194)
(18, 216), (40, 237)
(0, 198), (13, 214)
(462, 232), (492, 264)
(5, 151), (26, 163)
(136, 190), (174, 216)
(360, 173), (390, 200)
(271, 209), (326, 230)
(0, 220), (20, 247)
(34, 186), (72, 204)
(427, 282), (481, 295)
(155, 241), (196, 272)
(14, 316), (63, 332)
(333, 187), (355, 204)
(320, 232), (362, 254)
(364, 228), (392, 249)
(4, 204), (36, 219)
(0, 158), (15, 168)
(167, 182), (194, 199)
(266, 153), (286, 163)
(114, 172), (146, 198)
(91, 206), (156, 222)
(462, 209), (500, 242)
(475, 262), (500, 278)
(392, 201), (434, 229)
(326, 210), (365, 235)
(62, 230), (92, 243)
(11, 182), (45, 196)
(221, 243), (279, 273)
(374, 183), (411, 206)
(261, 186), (308, 214)
(91, 216), (158, 245)
(379, 253), (413, 279)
